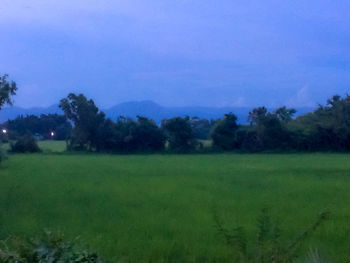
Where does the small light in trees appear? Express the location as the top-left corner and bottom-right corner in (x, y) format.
(2, 129), (7, 134)
(51, 131), (55, 137)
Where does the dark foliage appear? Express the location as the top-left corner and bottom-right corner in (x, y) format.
(0, 148), (5, 163)
(96, 116), (165, 153)
(215, 208), (330, 263)
(162, 117), (197, 152)
(131, 116), (166, 152)
(190, 117), (212, 140)
(4, 114), (72, 140)
(60, 93), (106, 151)
(59, 93), (166, 152)
(7, 93), (350, 153)
(0, 74), (17, 162)
(211, 113), (239, 150)
(0, 231), (106, 263)
(246, 107), (294, 150)
(10, 134), (41, 153)
(0, 74), (17, 110)
(288, 95), (350, 151)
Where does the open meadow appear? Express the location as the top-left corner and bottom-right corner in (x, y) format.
(1, 145), (350, 262)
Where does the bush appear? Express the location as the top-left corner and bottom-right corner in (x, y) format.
(10, 134), (41, 153)
(215, 208), (330, 263)
(0, 231), (106, 263)
(0, 147), (5, 163)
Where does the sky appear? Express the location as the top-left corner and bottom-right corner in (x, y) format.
(0, 0), (350, 108)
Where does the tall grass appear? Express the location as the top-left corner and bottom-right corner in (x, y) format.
(215, 208), (330, 262)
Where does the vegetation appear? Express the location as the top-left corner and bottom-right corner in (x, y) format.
(0, 211), (329, 263)
(0, 231), (105, 263)
(59, 93), (106, 151)
(0, 74), (17, 110)
(288, 95), (350, 151)
(161, 116), (197, 152)
(1, 76), (350, 262)
(3, 114), (72, 140)
(10, 134), (41, 153)
(190, 117), (213, 140)
(3, 91), (350, 154)
(0, 74), (17, 162)
(57, 93), (350, 153)
(211, 113), (239, 150)
(215, 208), (330, 262)
(1, 153), (350, 262)
(37, 140), (67, 153)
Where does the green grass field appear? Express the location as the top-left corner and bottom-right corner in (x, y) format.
(1, 149), (350, 261)
(37, 140), (67, 153)
(1, 140), (66, 153)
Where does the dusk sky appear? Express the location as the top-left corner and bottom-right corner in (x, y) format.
(1, 0), (350, 108)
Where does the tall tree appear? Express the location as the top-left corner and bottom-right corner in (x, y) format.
(248, 107), (268, 125)
(0, 74), (17, 110)
(246, 107), (292, 150)
(0, 74), (17, 161)
(59, 93), (106, 150)
(289, 94), (350, 151)
(132, 116), (165, 152)
(211, 113), (239, 150)
(273, 106), (296, 123)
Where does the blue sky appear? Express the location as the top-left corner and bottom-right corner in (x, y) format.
(0, 0), (350, 108)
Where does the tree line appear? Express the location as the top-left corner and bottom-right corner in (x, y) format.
(4, 114), (72, 140)
(57, 93), (350, 152)
(2, 73), (350, 153)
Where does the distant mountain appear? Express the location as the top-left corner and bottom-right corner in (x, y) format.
(100, 101), (315, 124)
(0, 101), (315, 124)
(104, 101), (254, 124)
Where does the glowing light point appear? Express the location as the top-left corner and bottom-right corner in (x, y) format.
(2, 129), (7, 134)
(51, 132), (55, 137)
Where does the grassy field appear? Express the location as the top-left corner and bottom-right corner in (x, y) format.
(1, 140), (66, 153)
(37, 140), (67, 152)
(1, 150), (350, 261)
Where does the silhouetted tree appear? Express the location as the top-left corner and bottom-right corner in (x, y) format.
(274, 106), (296, 123)
(289, 95), (350, 151)
(162, 117), (197, 152)
(132, 116), (165, 152)
(190, 117), (212, 140)
(211, 113), (239, 150)
(245, 107), (292, 150)
(248, 107), (268, 125)
(5, 114), (71, 140)
(0, 74), (17, 110)
(0, 74), (17, 161)
(59, 93), (106, 151)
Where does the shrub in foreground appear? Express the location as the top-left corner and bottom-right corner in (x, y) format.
(0, 231), (106, 263)
(215, 208), (330, 263)
(0, 210), (332, 263)
(10, 134), (41, 153)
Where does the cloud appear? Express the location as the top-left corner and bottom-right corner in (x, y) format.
(286, 86), (316, 108)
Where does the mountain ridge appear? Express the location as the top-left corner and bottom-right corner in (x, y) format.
(0, 101), (315, 124)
